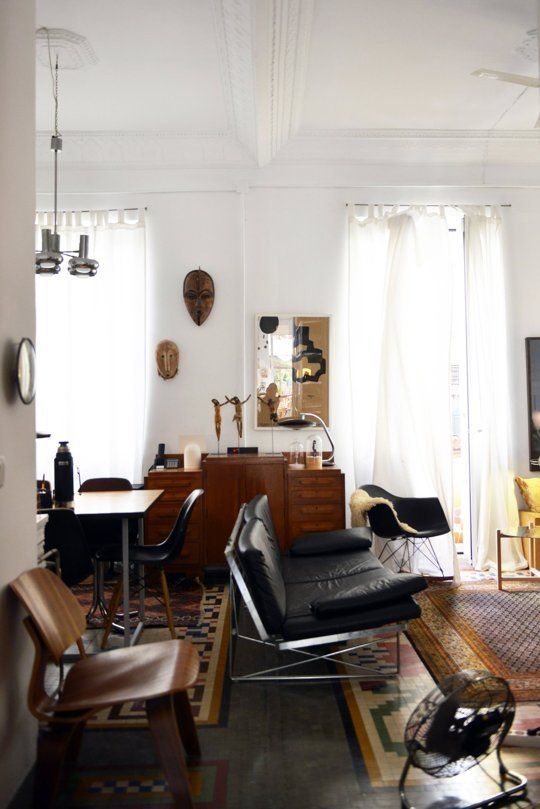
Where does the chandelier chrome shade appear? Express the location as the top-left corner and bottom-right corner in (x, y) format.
(36, 32), (98, 277)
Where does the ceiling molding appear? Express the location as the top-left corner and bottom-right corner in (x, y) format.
(212, 0), (258, 161)
(255, 0), (314, 165)
(36, 131), (255, 169)
(297, 127), (540, 141)
(274, 128), (540, 166)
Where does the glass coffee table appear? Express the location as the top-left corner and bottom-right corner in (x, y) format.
(496, 526), (540, 590)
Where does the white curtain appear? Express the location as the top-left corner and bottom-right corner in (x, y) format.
(464, 206), (526, 571)
(35, 209), (146, 486)
(349, 206), (459, 579)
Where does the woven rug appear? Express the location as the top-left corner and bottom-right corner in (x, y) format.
(73, 575), (204, 629)
(406, 581), (540, 702)
(86, 585), (229, 728)
(58, 761), (228, 808)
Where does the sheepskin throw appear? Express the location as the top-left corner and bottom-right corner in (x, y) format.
(349, 488), (418, 534)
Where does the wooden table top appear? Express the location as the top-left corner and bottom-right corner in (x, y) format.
(72, 489), (164, 518)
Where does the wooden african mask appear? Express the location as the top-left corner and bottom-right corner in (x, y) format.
(183, 268), (215, 326)
(156, 340), (179, 379)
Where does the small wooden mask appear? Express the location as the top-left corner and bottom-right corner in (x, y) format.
(156, 340), (179, 379)
(183, 268), (215, 326)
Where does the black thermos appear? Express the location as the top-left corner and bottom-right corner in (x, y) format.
(54, 441), (74, 504)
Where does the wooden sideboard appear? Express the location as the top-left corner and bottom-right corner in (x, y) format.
(144, 454), (345, 577)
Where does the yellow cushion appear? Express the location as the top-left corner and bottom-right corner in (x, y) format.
(515, 476), (540, 512)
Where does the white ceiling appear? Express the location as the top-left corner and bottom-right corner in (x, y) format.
(35, 0), (540, 170)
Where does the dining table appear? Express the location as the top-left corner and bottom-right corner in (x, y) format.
(72, 488), (164, 646)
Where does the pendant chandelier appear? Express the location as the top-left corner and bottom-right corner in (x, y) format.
(35, 32), (98, 277)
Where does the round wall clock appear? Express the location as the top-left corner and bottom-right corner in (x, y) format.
(16, 337), (36, 404)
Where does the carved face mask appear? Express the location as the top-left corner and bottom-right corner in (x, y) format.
(183, 268), (215, 326)
(156, 340), (179, 379)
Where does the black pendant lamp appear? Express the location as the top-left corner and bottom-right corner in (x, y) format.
(35, 35), (98, 277)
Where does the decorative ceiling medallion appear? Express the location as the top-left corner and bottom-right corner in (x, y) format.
(36, 28), (98, 70)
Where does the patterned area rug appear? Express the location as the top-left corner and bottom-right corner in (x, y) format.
(406, 581), (540, 701)
(86, 585), (229, 728)
(58, 761), (228, 808)
(73, 576), (204, 629)
(339, 634), (540, 790)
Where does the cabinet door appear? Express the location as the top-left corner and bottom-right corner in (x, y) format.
(204, 461), (245, 565)
(245, 462), (287, 550)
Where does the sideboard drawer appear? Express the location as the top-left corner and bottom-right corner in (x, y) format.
(289, 473), (342, 491)
(289, 503), (342, 519)
(289, 487), (341, 503)
(289, 519), (342, 536)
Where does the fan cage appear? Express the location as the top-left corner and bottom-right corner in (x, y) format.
(404, 670), (515, 778)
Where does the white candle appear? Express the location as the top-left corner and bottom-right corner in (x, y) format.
(184, 443), (201, 471)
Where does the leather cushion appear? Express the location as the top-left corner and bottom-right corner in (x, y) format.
(282, 595), (421, 640)
(310, 572), (427, 618)
(290, 528), (372, 556)
(238, 518), (286, 634)
(281, 548), (382, 584)
(244, 494), (282, 569)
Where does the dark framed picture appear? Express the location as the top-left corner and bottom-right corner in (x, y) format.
(526, 337), (540, 470)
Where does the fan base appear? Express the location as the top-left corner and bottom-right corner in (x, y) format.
(399, 752), (528, 809)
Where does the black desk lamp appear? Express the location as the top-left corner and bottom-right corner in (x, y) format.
(278, 412), (335, 466)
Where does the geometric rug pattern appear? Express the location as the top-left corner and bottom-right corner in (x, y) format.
(59, 761), (228, 808)
(86, 586), (229, 728)
(340, 632), (540, 789)
(407, 582), (540, 701)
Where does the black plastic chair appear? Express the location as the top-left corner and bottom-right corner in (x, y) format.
(360, 484), (450, 578)
(97, 488), (204, 647)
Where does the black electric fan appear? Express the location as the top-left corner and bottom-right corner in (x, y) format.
(400, 669), (527, 809)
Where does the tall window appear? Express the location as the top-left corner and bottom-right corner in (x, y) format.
(35, 209), (146, 485)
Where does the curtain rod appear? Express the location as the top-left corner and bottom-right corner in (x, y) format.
(346, 202), (511, 208)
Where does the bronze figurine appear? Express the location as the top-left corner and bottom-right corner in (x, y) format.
(226, 394), (251, 439)
(183, 267), (215, 326)
(211, 398), (228, 442)
(257, 382), (281, 425)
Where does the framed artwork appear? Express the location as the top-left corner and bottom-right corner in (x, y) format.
(255, 314), (329, 428)
(526, 337), (540, 470)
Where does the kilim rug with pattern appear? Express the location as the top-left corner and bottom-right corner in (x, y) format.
(57, 761), (228, 808)
(86, 585), (229, 729)
(406, 581), (540, 702)
(73, 575), (204, 629)
(339, 633), (540, 791)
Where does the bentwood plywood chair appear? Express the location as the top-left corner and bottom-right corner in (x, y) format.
(10, 567), (200, 809)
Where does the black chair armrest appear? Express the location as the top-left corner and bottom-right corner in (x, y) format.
(290, 528), (372, 556)
(310, 573), (427, 618)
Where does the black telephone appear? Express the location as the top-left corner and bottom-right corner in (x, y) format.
(154, 443), (166, 467)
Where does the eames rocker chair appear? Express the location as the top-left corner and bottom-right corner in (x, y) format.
(97, 488), (204, 648)
(10, 567), (200, 809)
(359, 484), (450, 578)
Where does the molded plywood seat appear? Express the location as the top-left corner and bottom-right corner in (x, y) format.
(10, 567), (200, 809)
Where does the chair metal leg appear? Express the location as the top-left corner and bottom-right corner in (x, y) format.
(147, 694), (194, 809)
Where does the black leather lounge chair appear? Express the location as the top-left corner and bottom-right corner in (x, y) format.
(225, 498), (427, 682)
(360, 484), (450, 578)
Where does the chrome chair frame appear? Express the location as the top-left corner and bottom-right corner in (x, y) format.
(378, 535), (445, 578)
(225, 507), (407, 683)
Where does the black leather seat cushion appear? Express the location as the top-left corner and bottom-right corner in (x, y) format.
(281, 548), (381, 584)
(309, 571), (427, 618)
(289, 528), (372, 556)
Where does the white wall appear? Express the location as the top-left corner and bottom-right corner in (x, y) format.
(0, 1), (37, 804)
(37, 178), (540, 500)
